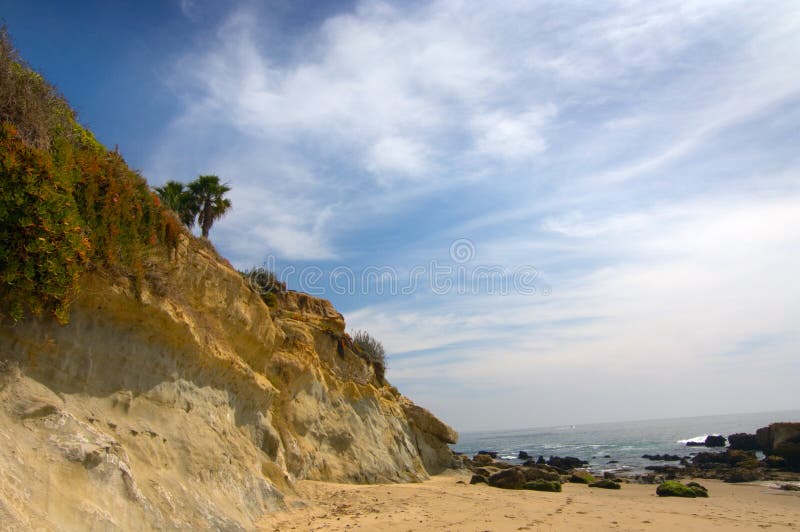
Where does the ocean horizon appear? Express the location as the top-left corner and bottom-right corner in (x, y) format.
(452, 409), (800, 475)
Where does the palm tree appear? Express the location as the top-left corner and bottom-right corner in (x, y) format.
(187, 175), (231, 238)
(154, 180), (198, 227)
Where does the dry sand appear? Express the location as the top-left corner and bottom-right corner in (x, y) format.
(258, 471), (800, 531)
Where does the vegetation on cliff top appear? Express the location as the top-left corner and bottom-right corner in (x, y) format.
(155, 175), (232, 238)
(0, 28), (182, 323)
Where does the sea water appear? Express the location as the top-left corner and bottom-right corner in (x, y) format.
(452, 409), (800, 475)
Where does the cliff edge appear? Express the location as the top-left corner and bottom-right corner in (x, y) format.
(0, 236), (458, 530)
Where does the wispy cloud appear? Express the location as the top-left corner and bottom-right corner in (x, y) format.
(149, 0), (800, 429)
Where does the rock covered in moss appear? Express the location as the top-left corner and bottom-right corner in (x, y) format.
(523, 479), (562, 492)
(656, 480), (708, 497)
(589, 479), (621, 489)
(487, 467), (526, 489)
(569, 470), (597, 484)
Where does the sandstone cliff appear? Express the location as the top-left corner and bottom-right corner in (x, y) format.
(0, 236), (457, 530)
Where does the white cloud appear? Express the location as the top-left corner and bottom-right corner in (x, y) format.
(148, 0), (800, 428)
(472, 105), (556, 160)
(366, 136), (430, 179)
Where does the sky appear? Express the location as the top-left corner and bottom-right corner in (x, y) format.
(3, 0), (799, 431)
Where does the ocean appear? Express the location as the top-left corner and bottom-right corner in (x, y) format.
(452, 409), (800, 475)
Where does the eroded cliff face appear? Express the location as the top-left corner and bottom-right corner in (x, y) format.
(0, 237), (457, 530)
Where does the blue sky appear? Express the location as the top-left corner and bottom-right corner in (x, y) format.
(4, 0), (800, 431)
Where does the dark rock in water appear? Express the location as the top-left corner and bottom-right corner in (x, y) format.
(603, 454), (611, 458)
(547, 456), (587, 471)
(523, 479), (561, 492)
(693, 449), (758, 468)
(726, 468), (764, 483)
(517, 451), (530, 460)
(478, 450), (498, 459)
(536, 455), (546, 465)
(755, 423), (800, 468)
(685, 435), (726, 447)
(642, 454), (681, 461)
(728, 433), (760, 451)
(692, 452), (729, 467)
(487, 467), (526, 489)
(470, 474), (487, 484)
(589, 479), (621, 489)
(656, 480), (708, 498)
(607, 460), (619, 464)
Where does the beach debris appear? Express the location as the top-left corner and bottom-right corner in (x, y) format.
(656, 480), (708, 497)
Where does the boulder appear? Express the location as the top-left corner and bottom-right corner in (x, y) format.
(692, 452), (729, 467)
(523, 479), (561, 492)
(569, 470), (597, 484)
(536, 455), (546, 465)
(472, 454), (494, 466)
(517, 451), (530, 460)
(589, 479), (621, 489)
(472, 466), (499, 477)
(521, 466), (561, 482)
(642, 454), (681, 461)
(656, 480), (708, 498)
(756, 423), (800, 468)
(728, 433), (760, 451)
(470, 474), (487, 485)
(704, 435), (727, 447)
(765, 455), (787, 469)
(478, 450), (498, 459)
(487, 467), (526, 490)
(547, 456), (587, 471)
(725, 468), (764, 483)
(726, 450), (759, 467)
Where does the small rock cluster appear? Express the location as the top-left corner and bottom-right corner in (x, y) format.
(463, 454), (624, 493)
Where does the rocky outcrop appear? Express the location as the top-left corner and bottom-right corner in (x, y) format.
(756, 423), (800, 468)
(0, 236), (457, 529)
(728, 433), (760, 451)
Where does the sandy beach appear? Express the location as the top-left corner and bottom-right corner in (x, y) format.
(259, 471), (800, 531)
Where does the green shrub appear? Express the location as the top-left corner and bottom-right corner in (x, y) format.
(0, 125), (88, 322)
(0, 29), (182, 322)
(352, 329), (387, 382)
(241, 267), (286, 307)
